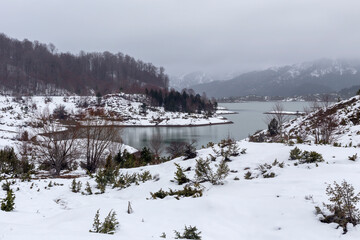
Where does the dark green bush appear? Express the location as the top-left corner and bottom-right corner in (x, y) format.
(289, 147), (324, 164)
(289, 147), (302, 160)
(150, 186), (203, 200)
(174, 225), (202, 239)
(300, 151), (324, 163)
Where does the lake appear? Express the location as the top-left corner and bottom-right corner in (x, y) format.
(121, 101), (311, 151)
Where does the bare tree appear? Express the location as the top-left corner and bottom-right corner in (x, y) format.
(149, 131), (163, 158)
(80, 121), (122, 173)
(320, 94), (332, 108)
(37, 120), (80, 176)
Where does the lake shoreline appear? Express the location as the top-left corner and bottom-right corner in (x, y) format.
(79, 120), (234, 128)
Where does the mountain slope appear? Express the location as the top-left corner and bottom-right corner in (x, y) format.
(192, 59), (360, 98)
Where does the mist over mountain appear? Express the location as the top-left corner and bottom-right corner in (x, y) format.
(170, 71), (241, 90)
(191, 59), (360, 98)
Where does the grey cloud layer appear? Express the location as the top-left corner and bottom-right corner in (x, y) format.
(1, 0), (359, 75)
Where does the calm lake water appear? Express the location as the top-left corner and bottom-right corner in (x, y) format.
(121, 101), (311, 151)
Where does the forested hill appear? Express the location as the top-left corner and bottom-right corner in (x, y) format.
(0, 33), (169, 95)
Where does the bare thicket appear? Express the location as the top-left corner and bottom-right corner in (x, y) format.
(37, 120), (80, 176)
(313, 110), (338, 144)
(166, 141), (187, 159)
(80, 122), (122, 173)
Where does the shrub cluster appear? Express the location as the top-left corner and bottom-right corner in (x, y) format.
(150, 186), (203, 200)
(95, 164), (154, 194)
(0, 147), (34, 176)
(174, 225), (202, 239)
(289, 147), (324, 163)
(245, 159), (283, 180)
(114, 147), (168, 168)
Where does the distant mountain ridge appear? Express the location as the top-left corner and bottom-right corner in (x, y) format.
(191, 59), (360, 98)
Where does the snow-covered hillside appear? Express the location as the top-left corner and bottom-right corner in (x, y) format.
(282, 95), (360, 146)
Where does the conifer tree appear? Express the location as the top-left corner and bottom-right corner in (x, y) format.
(1, 189), (15, 212)
(174, 163), (190, 185)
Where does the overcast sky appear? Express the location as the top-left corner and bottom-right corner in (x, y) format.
(1, 0), (360, 76)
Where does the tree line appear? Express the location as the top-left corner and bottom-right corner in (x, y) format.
(0, 33), (169, 95)
(145, 88), (217, 114)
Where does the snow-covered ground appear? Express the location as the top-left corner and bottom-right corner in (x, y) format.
(1, 94), (360, 239)
(1, 141), (360, 239)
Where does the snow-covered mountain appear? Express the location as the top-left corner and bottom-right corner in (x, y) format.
(192, 59), (360, 98)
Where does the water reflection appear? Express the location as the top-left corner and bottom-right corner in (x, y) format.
(121, 102), (311, 151)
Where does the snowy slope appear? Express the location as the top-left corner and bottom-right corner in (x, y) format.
(1, 141), (360, 239)
(283, 95), (360, 146)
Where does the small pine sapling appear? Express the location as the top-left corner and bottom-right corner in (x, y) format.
(90, 209), (102, 233)
(90, 209), (119, 234)
(70, 179), (82, 193)
(195, 158), (229, 185)
(317, 180), (360, 234)
(195, 158), (214, 183)
(174, 163), (190, 185)
(1, 189), (15, 211)
(100, 210), (119, 234)
(85, 182), (93, 195)
(215, 160), (230, 183)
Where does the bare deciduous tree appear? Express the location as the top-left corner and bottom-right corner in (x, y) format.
(37, 120), (80, 176)
(80, 121), (122, 173)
